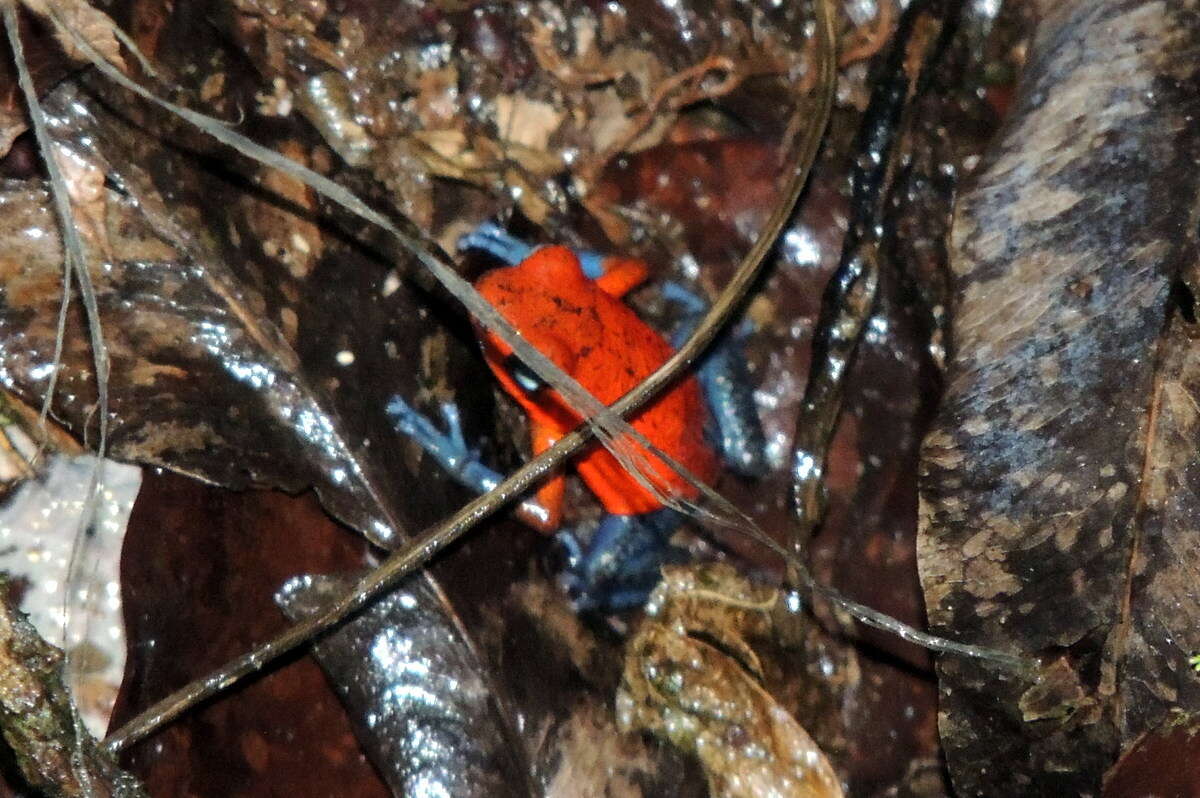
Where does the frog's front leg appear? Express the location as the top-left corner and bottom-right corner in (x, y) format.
(387, 395), (565, 532)
(459, 222), (648, 297)
(663, 282), (770, 479)
(387, 396), (505, 493)
(458, 221), (534, 266)
(559, 508), (687, 612)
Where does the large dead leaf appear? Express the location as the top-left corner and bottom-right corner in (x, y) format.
(918, 0), (1200, 792)
(0, 73), (532, 789)
(0, 83), (415, 550)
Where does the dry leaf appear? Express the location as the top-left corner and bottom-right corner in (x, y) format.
(494, 93), (564, 151)
(22, 0), (127, 73)
(618, 564), (844, 798)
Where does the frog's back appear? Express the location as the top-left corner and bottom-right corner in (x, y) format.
(475, 246), (718, 514)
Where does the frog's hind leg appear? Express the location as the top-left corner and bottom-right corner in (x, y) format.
(559, 508), (686, 612)
(528, 421), (565, 532)
(663, 282), (769, 479)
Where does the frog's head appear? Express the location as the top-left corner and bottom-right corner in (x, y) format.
(472, 246), (588, 432)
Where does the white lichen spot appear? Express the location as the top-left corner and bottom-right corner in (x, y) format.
(381, 271), (401, 297)
(290, 231), (312, 255)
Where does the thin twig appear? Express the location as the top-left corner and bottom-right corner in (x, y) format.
(789, 1), (955, 550)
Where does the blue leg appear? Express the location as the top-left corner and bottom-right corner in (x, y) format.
(389, 396), (685, 612)
(576, 251), (605, 280)
(458, 221), (534, 266)
(386, 396), (504, 494)
(558, 508), (685, 612)
(663, 283), (769, 479)
(458, 221), (609, 278)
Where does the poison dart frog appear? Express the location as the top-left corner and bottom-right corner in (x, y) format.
(388, 222), (767, 612)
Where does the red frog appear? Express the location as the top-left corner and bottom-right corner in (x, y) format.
(388, 223), (765, 611)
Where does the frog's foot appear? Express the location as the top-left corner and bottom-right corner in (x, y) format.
(556, 509), (686, 612)
(662, 280), (754, 341)
(660, 280), (709, 316)
(661, 282), (769, 479)
(386, 396), (503, 494)
(458, 221), (534, 266)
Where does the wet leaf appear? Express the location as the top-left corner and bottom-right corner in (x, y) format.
(0, 79), (415, 549)
(919, 0), (1200, 792)
(0, 574), (145, 797)
(276, 571), (527, 798)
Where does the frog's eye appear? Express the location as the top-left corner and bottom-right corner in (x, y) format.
(503, 354), (545, 394)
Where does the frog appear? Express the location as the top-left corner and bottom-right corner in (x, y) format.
(387, 222), (767, 612)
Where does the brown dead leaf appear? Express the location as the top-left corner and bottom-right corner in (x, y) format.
(494, 94), (564, 151)
(22, 0), (127, 73)
(618, 564), (844, 798)
(918, 0), (1200, 793)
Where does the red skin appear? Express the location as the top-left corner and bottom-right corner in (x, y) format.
(474, 245), (719, 531)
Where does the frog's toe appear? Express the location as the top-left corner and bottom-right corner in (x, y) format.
(660, 280), (709, 314)
(554, 530), (585, 571)
(385, 395), (422, 437)
(436, 401), (469, 451)
(556, 511), (685, 613)
(388, 396), (466, 461)
(458, 222), (533, 266)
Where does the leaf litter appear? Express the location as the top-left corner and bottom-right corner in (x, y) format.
(0, 0), (1132, 792)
